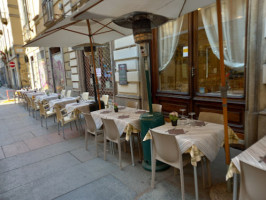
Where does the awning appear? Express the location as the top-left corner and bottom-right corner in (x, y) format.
(73, 0), (216, 20)
(24, 16), (132, 47)
(24, 0), (216, 48)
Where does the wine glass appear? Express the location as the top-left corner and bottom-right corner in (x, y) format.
(188, 112), (195, 126)
(180, 109), (186, 119)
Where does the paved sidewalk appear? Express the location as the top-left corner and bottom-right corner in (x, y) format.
(0, 90), (240, 200)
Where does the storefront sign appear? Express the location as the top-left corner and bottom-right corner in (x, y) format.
(9, 61), (15, 68)
(118, 64), (127, 85)
(96, 68), (101, 77)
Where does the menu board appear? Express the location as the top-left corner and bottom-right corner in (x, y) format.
(118, 64), (127, 85)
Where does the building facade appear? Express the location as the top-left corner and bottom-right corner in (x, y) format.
(0, 0), (30, 89)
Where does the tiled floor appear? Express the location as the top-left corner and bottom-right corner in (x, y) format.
(0, 87), (241, 200)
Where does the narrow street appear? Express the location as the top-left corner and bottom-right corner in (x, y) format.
(0, 87), (240, 200)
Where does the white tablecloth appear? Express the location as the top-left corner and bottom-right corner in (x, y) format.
(226, 136), (266, 180)
(49, 97), (77, 110)
(147, 121), (230, 166)
(65, 101), (94, 113)
(91, 107), (147, 140)
(26, 92), (45, 98)
(35, 93), (58, 102)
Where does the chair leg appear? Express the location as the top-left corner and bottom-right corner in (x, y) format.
(118, 142), (122, 170)
(74, 120), (78, 131)
(62, 124), (65, 139)
(54, 115), (56, 123)
(46, 117), (48, 129)
(41, 116), (43, 127)
(193, 166), (199, 200)
(151, 141), (156, 188)
(180, 166), (185, 200)
(70, 122), (72, 130)
(104, 135), (107, 161)
(95, 132), (98, 157)
(130, 135), (135, 166)
(85, 131), (88, 151)
(57, 123), (60, 135)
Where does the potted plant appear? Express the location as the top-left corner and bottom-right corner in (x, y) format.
(114, 102), (118, 112)
(58, 94), (61, 99)
(169, 111), (179, 126)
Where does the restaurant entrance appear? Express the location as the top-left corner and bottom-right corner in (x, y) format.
(151, 1), (247, 138)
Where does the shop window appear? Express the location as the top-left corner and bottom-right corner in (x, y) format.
(42, 0), (54, 26)
(197, 0), (246, 97)
(158, 14), (189, 93)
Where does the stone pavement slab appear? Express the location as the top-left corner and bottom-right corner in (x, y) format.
(2, 141), (30, 157)
(0, 137), (84, 174)
(0, 147), (5, 160)
(0, 158), (118, 200)
(0, 153), (80, 194)
(54, 175), (136, 200)
(24, 136), (51, 150)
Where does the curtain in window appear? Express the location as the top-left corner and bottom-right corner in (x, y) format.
(201, 0), (246, 71)
(159, 16), (184, 72)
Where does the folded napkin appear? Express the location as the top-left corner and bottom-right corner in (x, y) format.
(100, 111), (112, 114)
(168, 129), (185, 135)
(135, 110), (147, 114)
(118, 115), (130, 119)
(259, 155), (266, 164)
(194, 121), (206, 126)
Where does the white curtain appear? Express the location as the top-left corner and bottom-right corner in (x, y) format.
(159, 16), (184, 72)
(201, 0), (246, 71)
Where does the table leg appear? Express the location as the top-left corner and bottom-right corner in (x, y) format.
(193, 165), (199, 200)
(233, 173), (238, 200)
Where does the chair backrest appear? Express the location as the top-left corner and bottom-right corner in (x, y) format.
(198, 112), (224, 124)
(150, 130), (182, 168)
(81, 92), (89, 101)
(66, 90), (72, 97)
(83, 113), (97, 133)
(152, 104), (162, 113)
(239, 161), (266, 200)
(38, 102), (46, 116)
(61, 90), (66, 97)
(101, 118), (120, 142)
(126, 101), (138, 109)
(101, 95), (109, 108)
(54, 105), (63, 122)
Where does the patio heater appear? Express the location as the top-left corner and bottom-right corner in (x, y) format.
(113, 12), (169, 171)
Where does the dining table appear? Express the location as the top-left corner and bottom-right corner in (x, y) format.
(65, 100), (95, 114)
(35, 93), (58, 103)
(91, 106), (148, 141)
(226, 136), (266, 200)
(26, 92), (46, 98)
(49, 97), (78, 111)
(144, 119), (239, 200)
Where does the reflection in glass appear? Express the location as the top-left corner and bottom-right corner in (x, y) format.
(158, 14), (189, 93)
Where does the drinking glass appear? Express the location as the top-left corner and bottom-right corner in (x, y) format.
(180, 109), (186, 119)
(188, 112), (195, 126)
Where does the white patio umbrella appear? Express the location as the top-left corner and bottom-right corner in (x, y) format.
(25, 0), (230, 169)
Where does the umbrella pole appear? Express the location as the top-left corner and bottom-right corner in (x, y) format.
(86, 20), (102, 109)
(216, 0), (231, 191)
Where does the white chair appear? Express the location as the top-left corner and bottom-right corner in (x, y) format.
(239, 161), (266, 200)
(61, 89), (66, 97)
(83, 113), (103, 156)
(198, 112), (224, 124)
(150, 130), (191, 200)
(66, 90), (72, 97)
(152, 104), (162, 113)
(126, 101), (138, 109)
(81, 92), (89, 101)
(101, 95), (109, 108)
(101, 118), (134, 169)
